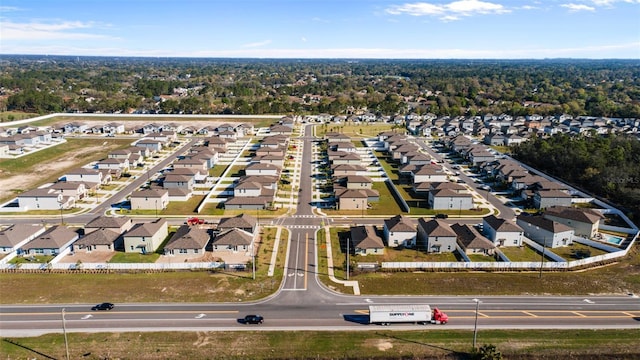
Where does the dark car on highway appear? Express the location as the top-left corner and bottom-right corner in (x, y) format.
(243, 315), (264, 324)
(92, 302), (114, 311)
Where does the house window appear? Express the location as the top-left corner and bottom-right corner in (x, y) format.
(447, 245), (451, 250)
(179, 249), (187, 254)
(194, 249), (199, 254)
(130, 245), (134, 251)
(513, 239), (518, 245)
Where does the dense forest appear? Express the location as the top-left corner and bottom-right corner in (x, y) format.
(1, 56), (639, 117)
(511, 134), (640, 222)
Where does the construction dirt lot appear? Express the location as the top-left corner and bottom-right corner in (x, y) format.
(0, 120), (225, 203)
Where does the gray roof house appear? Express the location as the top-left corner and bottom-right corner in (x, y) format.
(0, 224), (46, 254)
(164, 225), (210, 255)
(22, 225), (79, 256)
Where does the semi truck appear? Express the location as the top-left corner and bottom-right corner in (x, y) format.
(368, 304), (448, 326)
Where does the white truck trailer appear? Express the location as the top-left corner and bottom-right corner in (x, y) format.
(368, 304), (448, 326)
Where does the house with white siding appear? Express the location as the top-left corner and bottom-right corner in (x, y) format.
(383, 215), (416, 248)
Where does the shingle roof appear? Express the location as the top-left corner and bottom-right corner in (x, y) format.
(0, 224), (45, 247)
(213, 228), (253, 246)
(483, 215), (523, 233)
(351, 225), (384, 249)
(74, 228), (120, 246)
(218, 213), (257, 230)
(164, 225), (210, 250)
(516, 214), (573, 233)
(85, 216), (131, 229)
(23, 226), (78, 250)
(451, 223), (495, 250)
(418, 218), (457, 237)
(544, 206), (604, 224)
(384, 215), (415, 233)
(124, 219), (167, 237)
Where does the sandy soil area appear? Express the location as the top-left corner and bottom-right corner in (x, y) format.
(0, 119), (226, 202)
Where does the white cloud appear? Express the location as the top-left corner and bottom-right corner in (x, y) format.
(301, 37), (307, 42)
(241, 40), (272, 48)
(561, 3), (596, 11)
(386, 0), (510, 21)
(1, 20), (114, 41)
(590, 0), (640, 6)
(0, 6), (22, 12)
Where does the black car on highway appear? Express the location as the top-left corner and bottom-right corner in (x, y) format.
(92, 302), (114, 311)
(243, 314), (264, 324)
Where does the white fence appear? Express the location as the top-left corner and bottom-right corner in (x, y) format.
(1, 262), (225, 271)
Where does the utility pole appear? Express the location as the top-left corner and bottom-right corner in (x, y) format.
(62, 308), (70, 360)
(539, 237), (546, 279)
(346, 237), (350, 281)
(472, 299), (481, 349)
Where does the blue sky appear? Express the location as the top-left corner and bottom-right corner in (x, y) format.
(1, 0), (639, 58)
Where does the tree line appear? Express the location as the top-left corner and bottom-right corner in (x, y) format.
(511, 133), (640, 222)
(0, 56), (638, 117)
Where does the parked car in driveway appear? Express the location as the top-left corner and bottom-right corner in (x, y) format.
(243, 314), (264, 324)
(92, 302), (114, 311)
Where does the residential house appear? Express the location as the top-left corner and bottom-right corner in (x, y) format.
(163, 225), (209, 255)
(49, 181), (87, 201)
(516, 214), (574, 248)
(245, 163), (281, 176)
(73, 228), (120, 253)
(336, 189), (368, 211)
(331, 164), (367, 177)
(383, 215), (416, 248)
(543, 206), (604, 238)
(163, 174), (194, 190)
(350, 225), (385, 255)
(428, 182), (473, 210)
(212, 228), (254, 252)
(218, 213), (258, 234)
(129, 189), (169, 211)
(22, 225), (79, 256)
(533, 190), (572, 209)
(135, 139), (163, 152)
(451, 223), (496, 256)
(122, 218), (168, 253)
(65, 168), (106, 185)
(173, 158), (208, 172)
(0, 224), (46, 254)
(84, 216), (133, 234)
(345, 175), (373, 190)
(18, 188), (74, 210)
(416, 218), (457, 253)
(96, 157), (130, 172)
(482, 215), (524, 247)
(331, 152), (361, 165)
(412, 165), (448, 184)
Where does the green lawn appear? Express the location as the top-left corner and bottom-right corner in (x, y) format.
(499, 245), (544, 261)
(108, 253), (160, 263)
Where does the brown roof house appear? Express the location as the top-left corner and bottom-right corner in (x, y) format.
(451, 223), (496, 256)
(73, 228), (121, 253)
(543, 206), (604, 238)
(516, 214), (574, 248)
(84, 216), (133, 235)
(122, 218), (168, 253)
(0, 224), (46, 254)
(383, 215), (416, 248)
(482, 215), (524, 247)
(130, 189), (169, 211)
(22, 225), (79, 256)
(212, 228), (254, 252)
(218, 214), (258, 234)
(350, 225), (385, 256)
(164, 225), (210, 255)
(416, 218), (457, 253)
